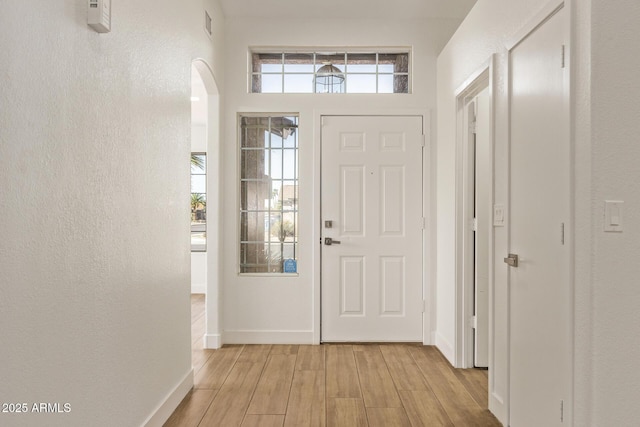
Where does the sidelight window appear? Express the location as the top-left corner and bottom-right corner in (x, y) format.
(239, 115), (299, 274)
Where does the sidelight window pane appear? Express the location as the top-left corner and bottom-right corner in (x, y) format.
(239, 115), (299, 274)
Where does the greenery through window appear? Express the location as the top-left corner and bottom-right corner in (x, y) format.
(191, 153), (206, 251)
(250, 50), (410, 94)
(240, 115), (299, 274)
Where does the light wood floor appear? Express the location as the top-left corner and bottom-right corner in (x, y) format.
(164, 294), (501, 427)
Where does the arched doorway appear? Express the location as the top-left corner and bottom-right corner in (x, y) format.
(191, 59), (222, 349)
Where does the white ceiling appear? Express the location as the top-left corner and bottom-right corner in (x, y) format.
(218, 0), (477, 20)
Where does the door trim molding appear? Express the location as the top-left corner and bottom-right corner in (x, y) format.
(191, 59), (223, 350)
(313, 110), (432, 345)
(454, 56), (494, 368)
(506, 0), (565, 51)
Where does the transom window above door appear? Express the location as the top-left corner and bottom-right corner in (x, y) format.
(250, 49), (410, 94)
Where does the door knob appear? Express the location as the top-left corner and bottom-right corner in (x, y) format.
(503, 254), (519, 267)
(324, 237), (341, 245)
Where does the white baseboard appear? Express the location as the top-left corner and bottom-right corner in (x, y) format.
(435, 331), (455, 365)
(223, 330), (315, 344)
(204, 333), (222, 349)
(143, 369), (193, 427)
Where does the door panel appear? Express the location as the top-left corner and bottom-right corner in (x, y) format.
(342, 167), (365, 235)
(509, 7), (571, 426)
(321, 116), (423, 342)
(341, 257), (365, 315)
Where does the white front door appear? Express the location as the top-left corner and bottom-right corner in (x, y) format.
(509, 6), (571, 426)
(321, 116), (424, 342)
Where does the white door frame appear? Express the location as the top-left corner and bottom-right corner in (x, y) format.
(454, 58), (495, 370)
(312, 109), (432, 345)
(191, 59), (223, 350)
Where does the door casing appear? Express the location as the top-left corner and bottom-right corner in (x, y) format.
(454, 60), (495, 370)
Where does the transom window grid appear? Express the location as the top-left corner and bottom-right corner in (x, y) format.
(250, 51), (410, 94)
(239, 115), (299, 274)
(191, 153), (206, 252)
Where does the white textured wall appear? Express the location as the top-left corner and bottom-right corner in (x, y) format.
(591, 1), (640, 424)
(437, 0), (591, 423)
(221, 16), (461, 343)
(0, 0), (223, 425)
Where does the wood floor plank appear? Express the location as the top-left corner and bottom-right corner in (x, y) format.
(284, 370), (325, 427)
(353, 346), (402, 408)
(190, 294), (205, 321)
(379, 345), (430, 391)
(409, 346), (500, 426)
(247, 354), (297, 415)
(190, 316), (205, 345)
(237, 345), (273, 363)
(241, 414), (285, 427)
(398, 389), (453, 427)
(194, 345), (244, 389)
(270, 345), (299, 355)
(430, 348), (491, 409)
(199, 361), (267, 426)
(295, 345), (325, 371)
(327, 398), (367, 427)
(192, 348), (215, 375)
(163, 388), (217, 427)
(452, 368), (490, 408)
(366, 407), (412, 427)
(326, 345), (362, 398)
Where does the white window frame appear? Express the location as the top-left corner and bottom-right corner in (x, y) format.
(238, 113), (300, 275)
(249, 48), (411, 94)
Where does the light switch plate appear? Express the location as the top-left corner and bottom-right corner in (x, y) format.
(604, 200), (624, 232)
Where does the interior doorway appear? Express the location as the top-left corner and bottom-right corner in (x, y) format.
(468, 88), (491, 368)
(455, 65), (493, 371)
(190, 64), (209, 294)
(190, 59), (222, 349)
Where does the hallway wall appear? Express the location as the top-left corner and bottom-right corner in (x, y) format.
(439, 0), (640, 425)
(436, 0), (590, 424)
(590, 0), (640, 424)
(0, 0), (224, 425)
